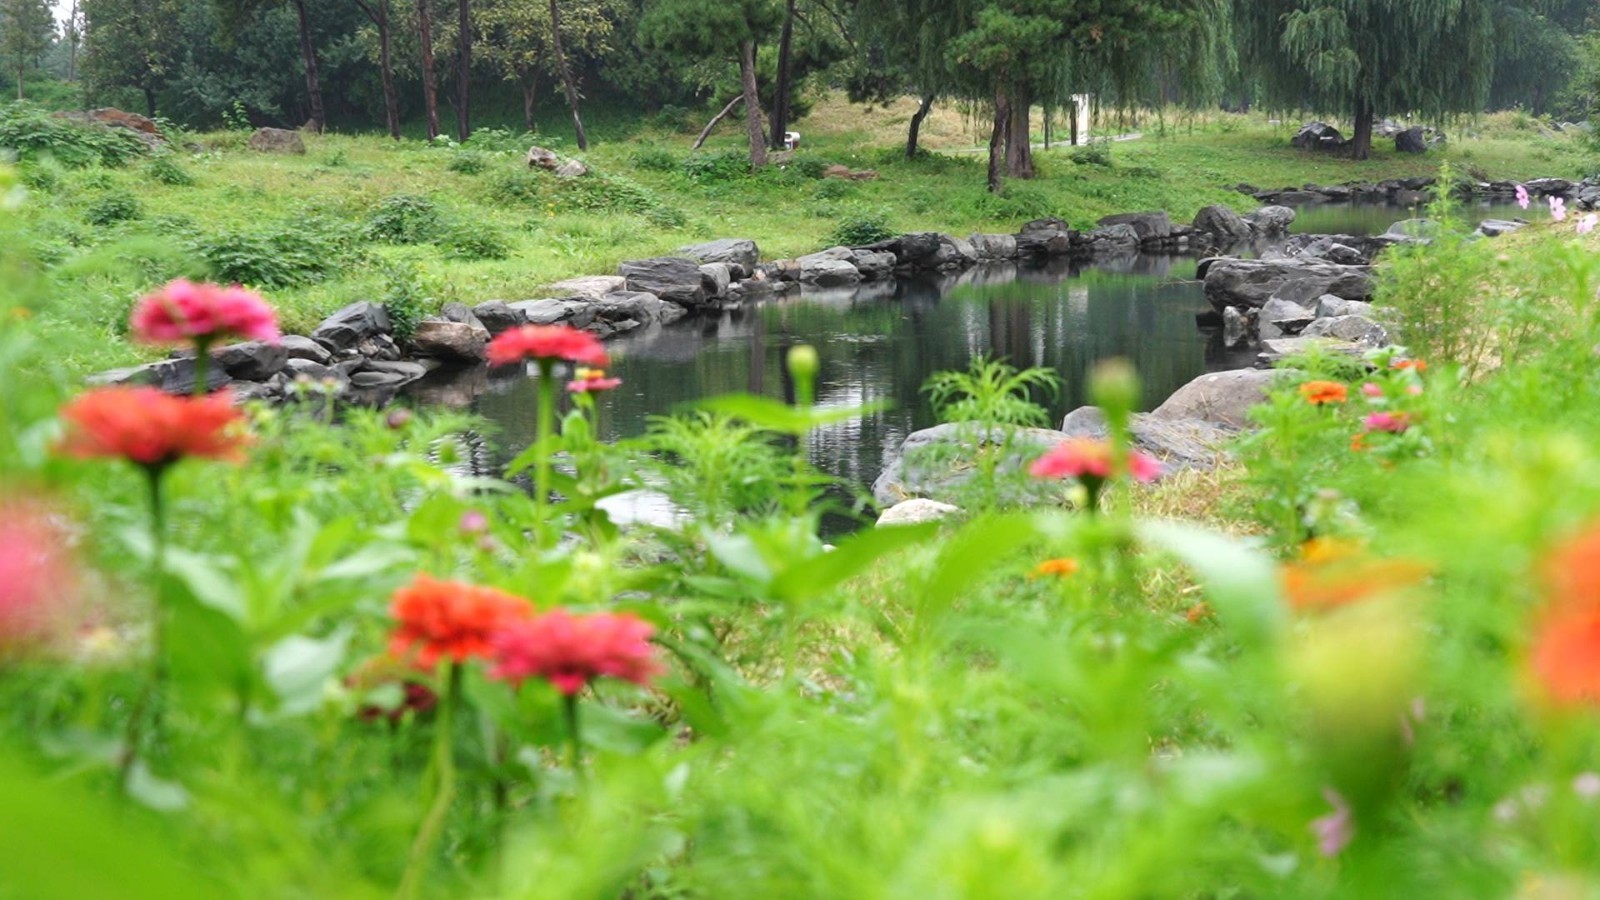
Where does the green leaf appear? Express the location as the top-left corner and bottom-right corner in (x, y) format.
(699, 393), (887, 435)
(770, 521), (937, 603)
(262, 628), (352, 716)
(1137, 520), (1285, 648)
(162, 549), (247, 623)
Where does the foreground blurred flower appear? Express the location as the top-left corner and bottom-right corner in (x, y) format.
(130, 279), (280, 346)
(489, 609), (661, 695)
(1310, 788), (1354, 857)
(1551, 196), (1568, 222)
(1300, 381), (1348, 405)
(388, 575), (534, 669)
(1529, 525), (1600, 706)
(1579, 214), (1598, 236)
(0, 497), (79, 659)
(567, 367), (622, 394)
(1030, 438), (1161, 512)
(1280, 541), (1430, 613)
(1362, 411), (1413, 434)
(1391, 359), (1427, 372)
(486, 324), (608, 368)
(1030, 558), (1080, 579)
(1516, 184), (1531, 210)
(346, 655), (438, 723)
(59, 387), (249, 469)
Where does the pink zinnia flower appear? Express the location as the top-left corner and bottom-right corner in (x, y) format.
(1516, 184), (1531, 210)
(486, 325), (608, 368)
(0, 496), (79, 659)
(1361, 382), (1383, 398)
(1029, 438), (1162, 483)
(1579, 214), (1598, 235)
(567, 366), (622, 394)
(130, 279), (279, 346)
(1310, 788), (1354, 857)
(489, 609), (661, 695)
(1551, 196), (1568, 222)
(1362, 411), (1412, 434)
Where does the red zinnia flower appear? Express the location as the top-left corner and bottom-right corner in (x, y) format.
(130, 279), (280, 345)
(346, 654), (439, 722)
(489, 608), (661, 695)
(486, 325), (608, 368)
(0, 496), (80, 658)
(1299, 381), (1348, 405)
(1029, 438), (1162, 483)
(389, 574), (534, 669)
(567, 367), (622, 394)
(58, 387), (250, 467)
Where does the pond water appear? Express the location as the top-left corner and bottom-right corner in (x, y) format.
(470, 201), (1537, 499)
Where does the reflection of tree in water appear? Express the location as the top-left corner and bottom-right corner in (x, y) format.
(470, 257), (1226, 495)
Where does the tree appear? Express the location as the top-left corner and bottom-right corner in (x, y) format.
(641, 0), (784, 168)
(82, 0), (183, 115)
(547, 0), (587, 149)
(351, 0), (402, 138)
(288, 0), (326, 130)
(66, 0), (83, 82)
(454, 0), (471, 140)
(1237, 0), (1495, 159)
(416, 0), (441, 138)
(0, 0), (55, 99)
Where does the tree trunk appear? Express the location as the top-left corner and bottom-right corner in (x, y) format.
(417, 0), (441, 140)
(987, 86), (1009, 194)
(548, 0), (588, 151)
(1069, 98), (1079, 146)
(454, 0), (472, 141)
(738, 41), (768, 168)
(377, 4), (400, 138)
(692, 95), (743, 150)
(519, 65), (539, 132)
(289, 0), (325, 132)
(1004, 82), (1034, 179)
(906, 92), (934, 160)
(1350, 94), (1373, 161)
(769, 0), (796, 150)
(66, 0), (79, 83)
(144, 86), (156, 119)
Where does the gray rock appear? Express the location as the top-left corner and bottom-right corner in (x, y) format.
(800, 258), (862, 286)
(1014, 219), (1074, 256)
(1477, 219), (1525, 238)
(1152, 369), (1285, 429)
(284, 357), (348, 385)
(247, 127), (305, 154)
(676, 238), (760, 270)
(619, 257), (707, 306)
(1086, 224), (1141, 252)
(1222, 306), (1249, 348)
(213, 341), (288, 381)
(1203, 258), (1373, 312)
(548, 275), (627, 299)
(525, 146), (560, 170)
(1256, 337), (1366, 366)
(350, 370), (411, 389)
(1245, 205), (1296, 235)
(698, 263), (733, 298)
(1192, 205), (1254, 243)
(1314, 296), (1375, 319)
(508, 299), (577, 326)
(1259, 297), (1315, 337)
(312, 302), (392, 352)
(554, 159), (588, 178)
(1096, 211), (1173, 243)
(439, 302), (487, 332)
(925, 234), (978, 270)
(594, 290), (666, 323)
(410, 319), (488, 361)
(876, 498), (962, 528)
(1525, 177), (1575, 197)
(472, 300), (525, 335)
(850, 250), (897, 280)
(360, 359), (430, 380)
(1386, 218), (1439, 239)
(1291, 121), (1345, 151)
(1060, 406), (1231, 470)
(280, 334), (332, 365)
(884, 232), (943, 267)
(659, 302), (689, 325)
(88, 356), (232, 394)
(1395, 127), (1429, 154)
(969, 233), (1019, 259)
(871, 423), (1065, 507)
(1302, 314), (1390, 347)
(355, 334), (402, 361)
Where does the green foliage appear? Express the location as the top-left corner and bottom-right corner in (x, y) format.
(441, 222), (513, 261)
(83, 191), (143, 226)
(190, 220), (354, 289)
(145, 154), (195, 186)
(445, 150), (491, 175)
(681, 150), (749, 184)
(365, 194), (445, 245)
(379, 262), (433, 340)
(824, 210), (893, 247)
(923, 355), (1059, 429)
(1069, 140), (1114, 167)
(628, 143), (678, 173)
(0, 103), (146, 168)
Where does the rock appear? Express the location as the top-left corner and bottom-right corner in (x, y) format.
(969, 233), (1019, 259)
(280, 334), (333, 365)
(1222, 306), (1249, 348)
(1192, 205), (1254, 243)
(1302, 314), (1391, 347)
(872, 423), (1066, 507)
(356, 334), (402, 361)
(1385, 218), (1439, 239)
(472, 301), (524, 335)
(439, 302), (487, 332)
(526, 146), (560, 170)
(1396, 127), (1429, 154)
(554, 159), (588, 178)
(549, 275), (628, 299)
(88, 356), (231, 394)
(619, 257), (707, 306)
(312, 302), (392, 352)
(350, 370), (411, 389)
(851, 250), (897, 280)
(929, 234), (979, 270)
(360, 359), (430, 380)
(879, 232), (942, 267)
(1096, 211), (1173, 243)
(1291, 121), (1345, 151)
(509, 299), (578, 326)
(797, 248), (863, 286)
(1245, 205), (1297, 235)
(53, 108), (164, 150)
(411, 319), (488, 361)
(247, 128), (306, 154)
(1259, 297), (1316, 336)
(699, 263), (733, 298)
(1257, 337), (1366, 366)
(1203, 258), (1373, 312)
(213, 341), (288, 381)
(1527, 177), (1577, 198)
(1477, 219), (1525, 238)
(284, 357), (348, 386)
(676, 238), (760, 271)
(1303, 240), (1367, 266)
(876, 498), (962, 527)
(1060, 406), (1231, 470)
(594, 291), (667, 324)
(1086, 224), (1141, 253)
(1014, 218), (1074, 257)
(1151, 369), (1285, 429)
(1314, 296), (1375, 319)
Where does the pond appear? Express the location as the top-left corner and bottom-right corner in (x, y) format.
(470, 200), (1539, 500)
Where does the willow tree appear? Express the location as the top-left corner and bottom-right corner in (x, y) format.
(1237, 0), (1494, 159)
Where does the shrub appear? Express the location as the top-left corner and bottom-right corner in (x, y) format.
(443, 222), (513, 261)
(630, 144), (679, 173)
(682, 150), (750, 184)
(826, 211), (894, 247)
(486, 168), (543, 204)
(366, 194), (445, 244)
(1069, 140), (1114, 167)
(974, 183), (1056, 221)
(463, 126), (534, 154)
(380, 263), (434, 341)
(83, 192), (143, 226)
(447, 151), (491, 175)
(0, 103), (147, 168)
(191, 219), (356, 289)
(788, 157), (829, 180)
(145, 155), (195, 186)
(812, 178), (857, 201)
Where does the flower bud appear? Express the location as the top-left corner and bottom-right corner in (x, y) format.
(787, 344), (820, 406)
(1089, 358), (1141, 421)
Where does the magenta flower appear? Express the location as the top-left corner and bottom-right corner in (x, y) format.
(1579, 214), (1598, 235)
(1516, 184), (1530, 210)
(489, 609), (661, 695)
(1550, 196), (1568, 222)
(130, 279), (280, 346)
(1029, 438), (1162, 483)
(1362, 411), (1412, 434)
(1310, 788), (1354, 857)
(1361, 382), (1383, 399)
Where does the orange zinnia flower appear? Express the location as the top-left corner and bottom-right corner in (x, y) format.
(1391, 359), (1427, 372)
(389, 574), (535, 669)
(1030, 558), (1080, 579)
(58, 387), (249, 468)
(1530, 525), (1600, 706)
(1280, 541), (1430, 613)
(1299, 381), (1349, 405)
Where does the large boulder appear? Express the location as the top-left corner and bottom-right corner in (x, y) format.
(1096, 211), (1173, 244)
(1314, 296), (1376, 319)
(1291, 122), (1345, 151)
(876, 498), (962, 528)
(698, 263), (733, 299)
(247, 128), (306, 154)
(1192, 205), (1254, 244)
(1259, 297), (1316, 337)
(509, 298), (580, 326)
(872, 424), (1065, 507)
(549, 275), (627, 299)
(89, 357), (232, 395)
(410, 319), (489, 362)
(850, 250), (897, 280)
(879, 232), (943, 268)
(1245, 205), (1296, 235)
(1060, 406), (1232, 471)
(1202, 258), (1373, 312)
(472, 301), (525, 335)
(280, 334), (332, 365)
(312, 301), (392, 352)
(1086, 224), (1141, 253)
(676, 238), (760, 271)
(593, 290), (668, 324)
(526, 146), (561, 170)
(619, 257), (707, 307)
(969, 233), (1019, 260)
(1152, 369), (1285, 429)
(1014, 218), (1074, 257)
(1301, 314), (1391, 347)
(1477, 219), (1526, 238)
(1395, 127), (1429, 154)
(798, 247), (864, 286)
(929, 234), (979, 270)
(213, 341), (288, 382)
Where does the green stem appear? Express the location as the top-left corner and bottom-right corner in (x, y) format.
(193, 338), (213, 396)
(563, 692), (584, 782)
(397, 663), (460, 900)
(120, 465), (168, 792)
(534, 359), (557, 548)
